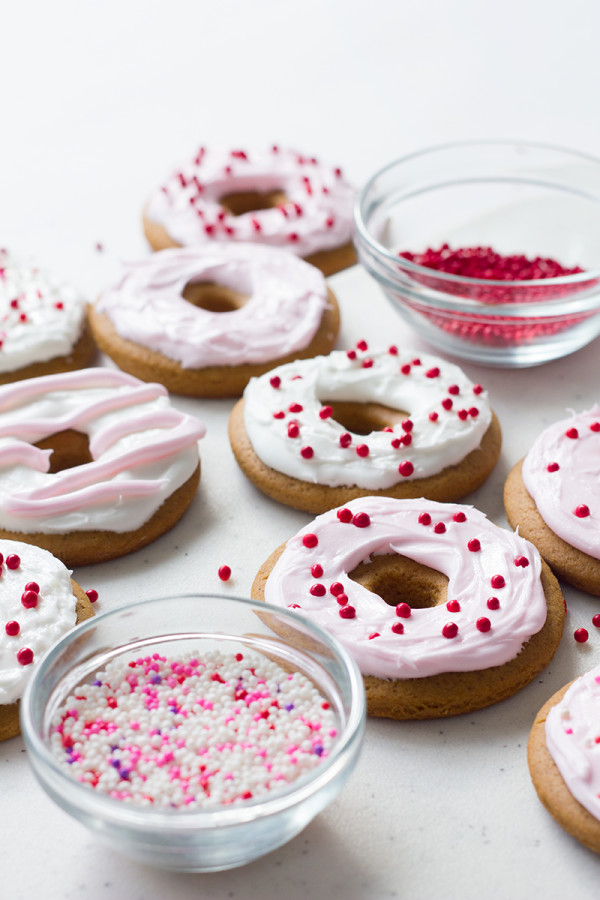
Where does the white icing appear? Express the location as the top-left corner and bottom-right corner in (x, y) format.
(0, 540), (77, 705)
(145, 146), (354, 258)
(95, 244), (330, 368)
(242, 348), (492, 489)
(545, 665), (600, 822)
(0, 250), (87, 373)
(263, 497), (547, 679)
(0, 368), (205, 534)
(522, 406), (600, 559)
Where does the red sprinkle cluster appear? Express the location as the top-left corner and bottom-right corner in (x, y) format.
(397, 243), (594, 348)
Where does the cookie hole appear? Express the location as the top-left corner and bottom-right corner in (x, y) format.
(35, 430), (93, 473)
(348, 554), (448, 609)
(320, 401), (409, 436)
(219, 189), (288, 217)
(182, 282), (250, 314)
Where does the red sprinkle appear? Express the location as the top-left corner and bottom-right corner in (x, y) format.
(400, 364), (411, 375)
(289, 403), (303, 413)
(356, 444), (369, 457)
(17, 647), (34, 665)
(311, 564), (323, 578)
(352, 512), (371, 528)
(339, 605), (356, 619)
(446, 599), (461, 612)
(5, 620), (19, 636)
(339, 432), (352, 448)
(356, 339), (368, 351)
(319, 406), (333, 419)
(592, 614), (600, 628)
(330, 582), (344, 596)
(448, 385), (460, 395)
(300, 446), (314, 459)
(433, 522), (446, 534)
(442, 398), (453, 410)
(574, 628), (589, 643)
(476, 617), (491, 633)
(396, 603), (411, 618)
(287, 422), (300, 438)
(418, 512), (432, 526)
(368, 632), (380, 640)
(590, 422), (600, 432)
(21, 591), (39, 609)
(453, 512), (467, 522)
(25, 582), (40, 593)
(6, 554), (20, 570)
(336, 594), (349, 606)
(302, 534), (318, 549)
(467, 539), (481, 552)
(575, 505), (590, 518)
(429, 412), (439, 422)
(337, 507), (353, 523)
(398, 460), (414, 477)
(426, 367), (440, 378)
(218, 566), (231, 582)
(547, 462), (560, 472)
(442, 623), (458, 639)
(514, 556), (530, 567)
(487, 597), (500, 610)
(566, 427), (579, 439)
(391, 622), (404, 634)
(310, 584), (326, 597)
(491, 575), (506, 589)
(270, 376), (281, 389)
(85, 589), (99, 603)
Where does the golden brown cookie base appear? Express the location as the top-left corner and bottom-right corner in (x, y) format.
(142, 212), (357, 277)
(229, 402), (502, 514)
(0, 322), (97, 386)
(528, 683), (600, 854)
(87, 291), (340, 398)
(504, 459), (600, 596)
(0, 578), (95, 742)
(252, 545), (564, 719)
(0, 465), (200, 568)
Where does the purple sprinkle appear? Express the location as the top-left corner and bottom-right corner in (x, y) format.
(151, 674), (162, 684)
(119, 769), (131, 780)
(285, 703), (295, 711)
(313, 745), (324, 756)
(110, 758), (120, 768)
(93, 680), (102, 687)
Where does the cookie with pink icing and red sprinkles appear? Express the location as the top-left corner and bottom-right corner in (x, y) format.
(252, 497), (565, 719)
(504, 406), (600, 596)
(229, 345), (501, 514)
(48, 648), (338, 808)
(528, 667), (600, 854)
(143, 146), (357, 277)
(0, 540), (95, 741)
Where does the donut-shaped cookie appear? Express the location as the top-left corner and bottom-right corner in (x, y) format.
(504, 406), (600, 595)
(0, 250), (95, 383)
(0, 368), (205, 566)
(0, 540), (95, 741)
(229, 344), (502, 513)
(143, 146), (356, 277)
(528, 667), (600, 854)
(89, 244), (340, 398)
(252, 497), (565, 719)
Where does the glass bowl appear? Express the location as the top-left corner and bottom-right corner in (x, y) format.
(20, 594), (365, 872)
(355, 140), (600, 367)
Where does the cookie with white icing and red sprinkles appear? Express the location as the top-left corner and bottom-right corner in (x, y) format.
(528, 667), (600, 854)
(0, 250), (95, 383)
(504, 406), (600, 596)
(229, 344), (501, 514)
(0, 540), (95, 741)
(252, 497), (565, 719)
(48, 648), (338, 807)
(143, 146), (357, 276)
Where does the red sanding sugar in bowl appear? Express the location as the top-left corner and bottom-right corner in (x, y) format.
(48, 649), (338, 809)
(397, 244), (595, 347)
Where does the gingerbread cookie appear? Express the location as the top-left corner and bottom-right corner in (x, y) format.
(143, 146), (356, 276)
(528, 666), (600, 854)
(0, 249), (95, 383)
(252, 497), (565, 719)
(230, 344), (501, 513)
(504, 406), (600, 595)
(0, 540), (95, 741)
(0, 368), (205, 566)
(89, 244), (340, 398)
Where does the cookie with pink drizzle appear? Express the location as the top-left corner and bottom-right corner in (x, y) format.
(252, 497), (564, 719)
(504, 406), (600, 595)
(0, 539), (94, 741)
(0, 368), (205, 566)
(230, 344), (501, 513)
(143, 146), (356, 276)
(528, 665), (600, 854)
(0, 250), (95, 384)
(89, 244), (340, 398)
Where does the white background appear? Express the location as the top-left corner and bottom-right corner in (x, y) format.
(2, 2), (600, 898)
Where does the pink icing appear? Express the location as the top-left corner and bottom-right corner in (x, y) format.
(145, 147), (354, 259)
(95, 244), (332, 368)
(545, 665), (600, 822)
(263, 497), (548, 679)
(521, 405), (600, 558)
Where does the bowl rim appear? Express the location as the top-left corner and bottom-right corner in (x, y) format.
(354, 138), (600, 289)
(20, 592), (366, 833)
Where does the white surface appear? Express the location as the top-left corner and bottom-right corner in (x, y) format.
(2, 2), (600, 897)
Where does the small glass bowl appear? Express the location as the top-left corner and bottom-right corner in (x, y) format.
(355, 140), (600, 367)
(20, 594), (365, 872)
